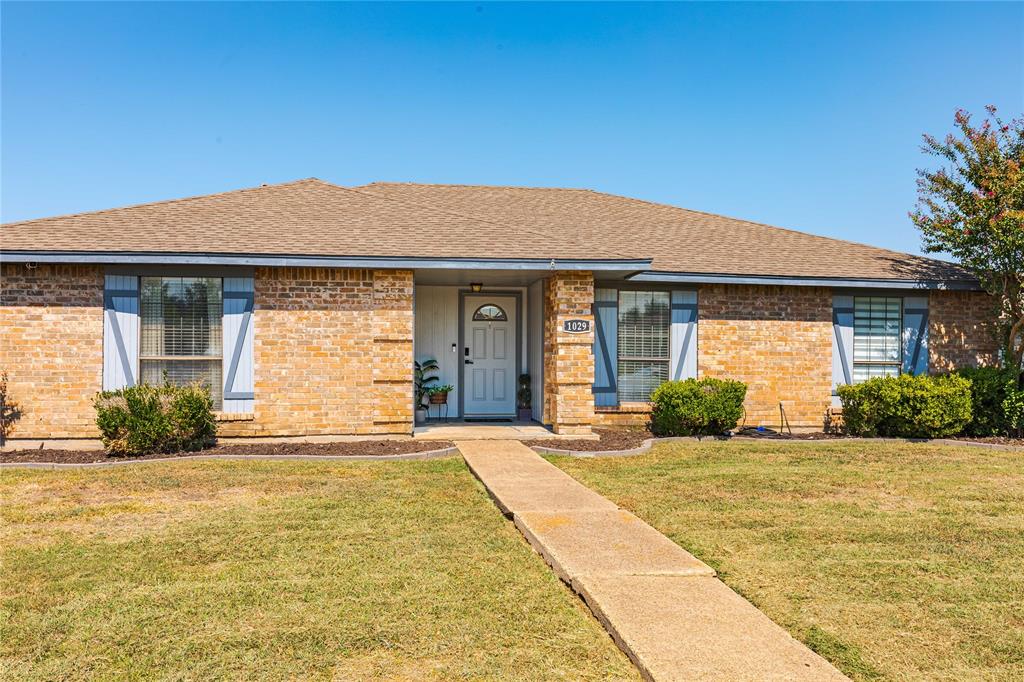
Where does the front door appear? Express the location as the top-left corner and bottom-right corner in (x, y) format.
(463, 295), (517, 418)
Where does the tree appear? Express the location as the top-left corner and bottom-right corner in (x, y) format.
(911, 106), (1024, 377)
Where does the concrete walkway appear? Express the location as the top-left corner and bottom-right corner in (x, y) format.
(459, 440), (848, 682)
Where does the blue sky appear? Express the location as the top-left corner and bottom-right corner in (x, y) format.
(2, 2), (1021, 256)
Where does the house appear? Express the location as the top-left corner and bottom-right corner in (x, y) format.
(0, 178), (997, 441)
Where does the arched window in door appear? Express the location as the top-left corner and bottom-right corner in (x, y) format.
(472, 304), (508, 322)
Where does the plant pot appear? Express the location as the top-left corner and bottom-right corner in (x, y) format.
(517, 407), (532, 421)
(415, 407), (428, 424)
(428, 393), (449, 405)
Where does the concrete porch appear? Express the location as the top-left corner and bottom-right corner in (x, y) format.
(412, 420), (598, 441)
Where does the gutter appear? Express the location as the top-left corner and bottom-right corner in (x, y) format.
(626, 270), (982, 291)
(0, 251), (653, 272)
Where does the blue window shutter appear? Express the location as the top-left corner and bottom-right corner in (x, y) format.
(593, 288), (618, 407)
(902, 295), (929, 376)
(222, 277), (255, 412)
(103, 275), (138, 390)
(832, 294), (854, 403)
(670, 289), (698, 381)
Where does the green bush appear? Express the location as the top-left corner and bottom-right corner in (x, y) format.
(649, 378), (747, 437)
(837, 374), (972, 438)
(1004, 384), (1024, 437)
(954, 366), (1017, 436)
(94, 382), (217, 456)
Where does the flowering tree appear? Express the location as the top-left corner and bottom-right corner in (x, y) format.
(911, 106), (1024, 378)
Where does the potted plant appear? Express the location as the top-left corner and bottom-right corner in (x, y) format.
(414, 359), (439, 423)
(427, 384), (454, 405)
(517, 373), (532, 421)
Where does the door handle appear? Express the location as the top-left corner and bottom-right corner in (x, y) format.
(465, 359), (474, 365)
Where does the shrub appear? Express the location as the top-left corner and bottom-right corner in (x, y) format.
(1004, 385), (1024, 437)
(649, 378), (747, 437)
(837, 374), (972, 438)
(954, 366), (1017, 436)
(0, 369), (23, 445)
(94, 382), (216, 456)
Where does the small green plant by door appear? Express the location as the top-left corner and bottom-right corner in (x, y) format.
(414, 359), (440, 408)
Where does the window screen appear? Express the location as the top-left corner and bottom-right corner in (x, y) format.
(140, 277), (223, 407)
(617, 290), (670, 402)
(852, 296), (902, 383)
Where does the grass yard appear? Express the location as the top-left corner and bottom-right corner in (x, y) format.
(1, 457), (638, 681)
(550, 441), (1024, 681)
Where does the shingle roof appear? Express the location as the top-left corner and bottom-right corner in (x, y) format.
(356, 182), (970, 281)
(0, 178), (626, 262)
(2, 177), (970, 282)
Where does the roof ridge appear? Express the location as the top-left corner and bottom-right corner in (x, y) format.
(348, 184), (633, 260)
(359, 181), (594, 193)
(1, 177), (328, 227)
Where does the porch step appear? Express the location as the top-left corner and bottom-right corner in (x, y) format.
(413, 422), (597, 441)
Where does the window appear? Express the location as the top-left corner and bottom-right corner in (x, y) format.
(852, 296), (901, 382)
(140, 277), (223, 407)
(617, 290), (670, 401)
(472, 304), (507, 321)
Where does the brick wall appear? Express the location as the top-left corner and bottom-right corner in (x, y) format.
(698, 284), (834, 430)
(593, 402), (650, 428)
(229, 267), (414, 437)
(543, 272), (595, 435)
(0, 262), (998, 443)
(929, 291), (1000, 372)
(0, 263), (104, 439)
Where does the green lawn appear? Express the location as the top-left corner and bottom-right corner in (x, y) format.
(1, 457), (637, 681)
(550, 440), (1024, 681)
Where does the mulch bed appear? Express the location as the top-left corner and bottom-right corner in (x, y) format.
(0, 440), (456, 465)
(530, 428), (652, 452)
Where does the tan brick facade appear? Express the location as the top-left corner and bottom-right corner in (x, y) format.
(0, 261), (1002, 442)
(593, 402), (650, 428)
(543, 272), (596, 435)
(698, 284), (834, 430)
(0, 263), (104, 439)
(929, 291), (999, 372)
(224, 267), (413, 437)
(594, 288), (1002, 432)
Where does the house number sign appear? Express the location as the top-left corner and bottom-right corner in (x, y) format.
(562, 319), (591, 334)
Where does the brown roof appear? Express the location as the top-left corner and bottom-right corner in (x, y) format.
(357, 182), (969, 281)
(0, 178), (625, 262)
(2, 177), (969, 282)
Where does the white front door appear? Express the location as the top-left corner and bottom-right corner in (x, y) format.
(463, 295), (517, 417)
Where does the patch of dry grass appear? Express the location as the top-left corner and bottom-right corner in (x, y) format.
(550, 441), (1024, 681)
(1, 458), (638, 680)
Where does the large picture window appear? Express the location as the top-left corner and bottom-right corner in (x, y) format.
(852, 296), (902, 383)
(617, 290), (670, 402)
(140, 277), (223, 407)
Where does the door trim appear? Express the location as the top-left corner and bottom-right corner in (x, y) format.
(458, 290), (523, 419)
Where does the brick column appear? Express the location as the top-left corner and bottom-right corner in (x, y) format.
(370, 269), (415, 433)
(543, 271), (595, 435)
